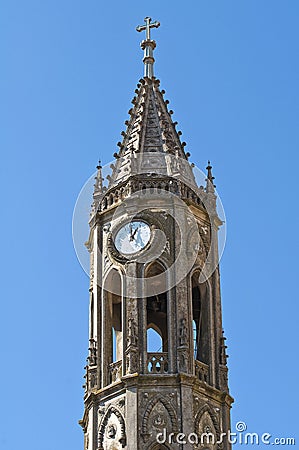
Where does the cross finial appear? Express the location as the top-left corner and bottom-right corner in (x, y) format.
(136, 17), (160, 40)
(136, 17), (160, 78)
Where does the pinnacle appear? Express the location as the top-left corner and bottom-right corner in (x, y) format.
(205, 161), (216, 193)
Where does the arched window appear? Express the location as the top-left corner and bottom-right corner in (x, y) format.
(192, 273), (209, 364)
(103, 269), (123, 365)
(112, 297), (122, 362)
(147, 326), (163, 352)
(145, 262), (168, 353)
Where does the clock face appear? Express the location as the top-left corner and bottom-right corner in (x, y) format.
(114, 221), (151, 255)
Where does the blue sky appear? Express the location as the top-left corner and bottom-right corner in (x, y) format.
(1, 1), (298, 449)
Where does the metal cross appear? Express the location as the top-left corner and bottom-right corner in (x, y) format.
(136, 17), (160, 40)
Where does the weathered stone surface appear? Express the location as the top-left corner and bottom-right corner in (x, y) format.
(79, 73), (233, 449)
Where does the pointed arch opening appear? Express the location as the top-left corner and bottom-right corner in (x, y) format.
(147, 326), (163, 352)
(192, 272), (210, 365)
(145, 262), (169, 373)
(194, 404), (220, 450)
(103, 268), (123, 385)
(145, 262), (168, 352)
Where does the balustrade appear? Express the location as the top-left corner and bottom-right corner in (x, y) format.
(194, 360), (209, 383)
(108, 360), (122, 383)
(147, 352), (168, 374)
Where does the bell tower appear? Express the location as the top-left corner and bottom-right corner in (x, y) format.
(79, 18), (233, 450)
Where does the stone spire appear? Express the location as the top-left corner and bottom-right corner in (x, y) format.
(107, 77), (196, 189)
(101, 18), (198, 191)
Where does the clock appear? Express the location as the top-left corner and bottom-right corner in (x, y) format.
(114, 221), (151, 255)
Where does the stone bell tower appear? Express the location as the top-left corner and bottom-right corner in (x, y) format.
(79, 17), (233, 450)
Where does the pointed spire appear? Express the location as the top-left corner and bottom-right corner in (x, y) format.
(136, 17), (160, 78)
(106, 78), (196, 189)
(102, 21), (197, 191)
(94, 160), (103, 193)
(90, 160), (105, 217)
(206, 160), (216, 193)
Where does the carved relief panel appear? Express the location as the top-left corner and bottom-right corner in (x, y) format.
(98, 402), (126, 450)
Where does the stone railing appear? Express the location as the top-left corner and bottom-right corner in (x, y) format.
(98, 176), (207, 214)
(147, 352), (168, 374)
(195, 360), (209, 383)
(108, 360), (122, 384)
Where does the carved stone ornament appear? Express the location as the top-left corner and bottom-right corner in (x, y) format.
(98, 405), (105, 417)
(126, 348), (139, 374)
(98, 406), (126, 449)
(194, 405), (221, 449)
(178, 317), (188, 347)
(117, 397), (125, 409)
(177, 348), (188, 373)
(127, 315), (138, 347)
(107, 424), (117, 439)
(88, 338), (97, 366)
(152, 412), (166, 429)
(88, 370), (97, 389)
(219, 366), (229, 392)
(141, 394), (178, 443)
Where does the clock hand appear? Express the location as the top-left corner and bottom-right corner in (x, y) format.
(129, 224), (134, 241)
(131, 226), (139, 240)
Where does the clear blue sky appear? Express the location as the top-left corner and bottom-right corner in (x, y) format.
(1, 1), (298, 449)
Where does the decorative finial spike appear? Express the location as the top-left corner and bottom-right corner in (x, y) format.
(94, 160), (103, 193)
(206, 161), (216, 193)
(136, 17), (160, 78)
